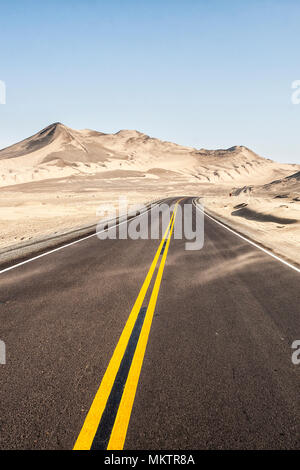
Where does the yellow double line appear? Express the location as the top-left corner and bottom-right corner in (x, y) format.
(74, 199), (182, 450)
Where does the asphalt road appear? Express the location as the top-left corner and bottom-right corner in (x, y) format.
(0, 197), (299, 450)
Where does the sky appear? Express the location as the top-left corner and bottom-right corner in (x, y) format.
(0, 0), (300, 164)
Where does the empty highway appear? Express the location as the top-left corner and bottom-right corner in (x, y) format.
(0, 197), (299, 450)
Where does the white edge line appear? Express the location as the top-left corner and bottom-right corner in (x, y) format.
(193, 199), (300, 274)
(0, 202), (161, 275)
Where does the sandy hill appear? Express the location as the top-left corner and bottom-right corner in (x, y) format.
(261, 170), (300, 197)
(0, 122), (298, 188)
(233, 170), (300, 199)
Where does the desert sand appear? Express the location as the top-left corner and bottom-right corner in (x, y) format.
(200, 170), (300, 265)
(0, 123), (299, 265)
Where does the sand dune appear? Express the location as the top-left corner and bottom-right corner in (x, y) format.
(233, 170), (300, 199)
(201, 168), (300, 266)
(259, 170), (300, 198)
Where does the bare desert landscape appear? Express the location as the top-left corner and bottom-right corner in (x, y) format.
(0, 122), (299, 265)
(2, 1), (300, 453)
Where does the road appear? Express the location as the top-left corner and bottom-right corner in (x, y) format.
(0, 197), (299, 450)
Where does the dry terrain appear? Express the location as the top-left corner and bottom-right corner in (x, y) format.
(0, 123), (299, 264)
(200, 171), (300, 265)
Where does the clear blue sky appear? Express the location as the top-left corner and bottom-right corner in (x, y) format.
(0, 0), (300, 163)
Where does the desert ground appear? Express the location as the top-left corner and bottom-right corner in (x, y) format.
(0, 123), (299, 265)
(200, 170), (300, 266)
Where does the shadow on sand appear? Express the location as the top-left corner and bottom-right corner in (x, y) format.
(231, 207), (298, 225)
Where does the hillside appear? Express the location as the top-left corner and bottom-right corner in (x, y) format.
(0, 123), (298, 188)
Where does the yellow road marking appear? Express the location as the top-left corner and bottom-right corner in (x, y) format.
(73, 207), (175, 450)
(107, 202), (180, 450)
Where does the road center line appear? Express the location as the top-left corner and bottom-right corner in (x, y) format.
(90, 306), (148, 450)
(106, 202), (180, 450)
(73, 206), (177, 450)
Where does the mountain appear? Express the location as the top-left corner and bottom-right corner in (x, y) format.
(0, 123), (298, 188)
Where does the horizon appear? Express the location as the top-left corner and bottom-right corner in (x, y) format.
(1, 0), (300, 164)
